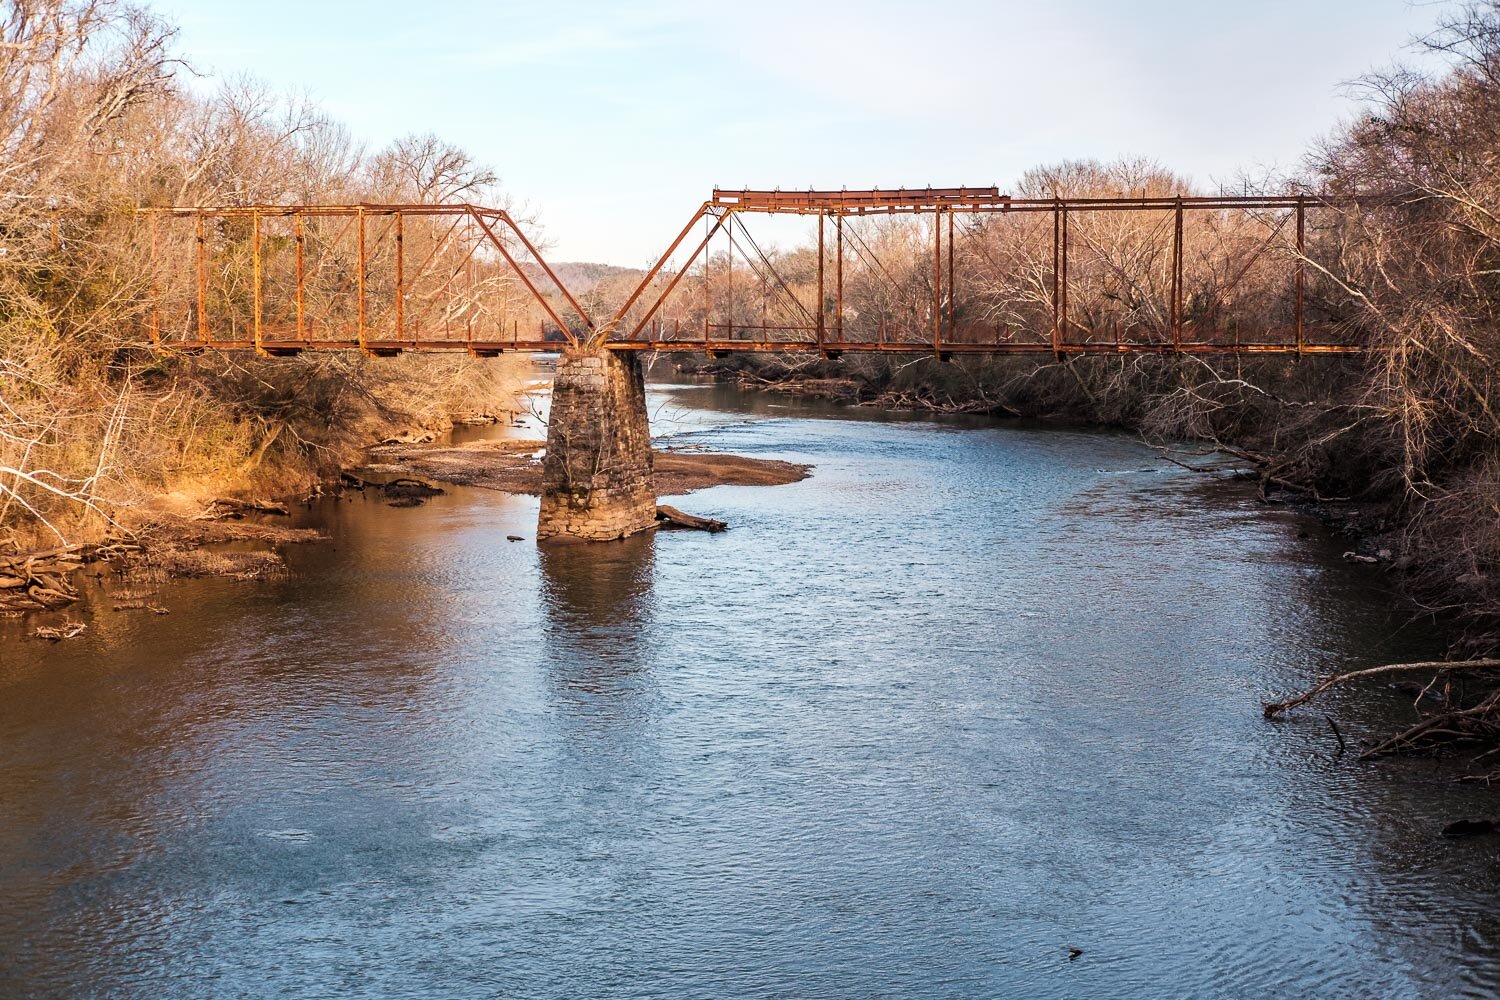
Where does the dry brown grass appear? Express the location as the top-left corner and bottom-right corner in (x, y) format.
(0, 1), (530, 555)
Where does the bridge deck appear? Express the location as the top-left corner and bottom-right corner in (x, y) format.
(172, 339), (1363, 357)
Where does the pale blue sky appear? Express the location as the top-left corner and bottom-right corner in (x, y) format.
(160, 0), (1443, 264)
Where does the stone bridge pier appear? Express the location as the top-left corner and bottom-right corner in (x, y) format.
(537, 347), (658, 543)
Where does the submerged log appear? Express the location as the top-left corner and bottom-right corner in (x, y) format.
(383, 478), (445, 497)
(203, 497), (290, 518)
(655, 505), (727, 533)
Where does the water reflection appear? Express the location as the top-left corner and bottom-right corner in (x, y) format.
(539, 533), (657, 701)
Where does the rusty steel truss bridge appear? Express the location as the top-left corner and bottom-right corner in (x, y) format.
(137, 187), (1367, 361)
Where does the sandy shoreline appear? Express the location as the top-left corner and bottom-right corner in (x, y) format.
(359, 439), (811, 496)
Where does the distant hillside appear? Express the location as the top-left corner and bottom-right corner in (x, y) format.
(523, 261), (646, 296)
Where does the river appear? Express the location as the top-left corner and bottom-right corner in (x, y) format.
(3, 376), (1498, 997)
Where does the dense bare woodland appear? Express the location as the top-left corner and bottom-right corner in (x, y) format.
(0, 1), (524, 552)
(653, 6), (1500, 650)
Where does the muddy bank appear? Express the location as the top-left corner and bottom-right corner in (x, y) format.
(1, 516), (326, 637)
(362, 439), (811, 496)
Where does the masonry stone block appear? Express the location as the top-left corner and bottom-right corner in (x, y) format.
(536, 347), (657, 543)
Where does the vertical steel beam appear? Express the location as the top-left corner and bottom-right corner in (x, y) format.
(395, 211), (405, 342)
(294, 214), (305, 341)
(702, 216), (710, 342)
(1295, 196), (1306, 354)
(195, 214), (208, 345)
(947, 208), (955, 339)
(1051, 201), (1061, 358)
(727, 214), (734, 340)
(816, 212), (825, 350)
(932, 209), (942, 356)
(835, 214), (844, 343)
(1171, 199), (1184, 350)
(357, 208), (368, 353)
(1060, 206), (1069, 355)
(464, 217), (472, 343)
(251, 210), (263, 354)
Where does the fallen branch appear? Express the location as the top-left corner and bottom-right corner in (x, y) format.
(0, 541), (94, 570)
(1325, 714), (1347, 756)
(1263, 659), (1500, 718)
(1352, 688), (1500, 760)
(33, 620), (85, 641)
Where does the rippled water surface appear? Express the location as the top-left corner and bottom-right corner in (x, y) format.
(4, 377), (1500, 998)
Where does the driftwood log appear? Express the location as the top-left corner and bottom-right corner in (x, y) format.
(655, 505), (727, 532)
(33, 621), (85, 641)
(0, 538), (144, 612)
(383, 478), (444, 496)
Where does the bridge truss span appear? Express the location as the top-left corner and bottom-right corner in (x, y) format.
(140, 203), (595, 357)
(603, 188), (1367, 359)
(137, 188), (1373, 360)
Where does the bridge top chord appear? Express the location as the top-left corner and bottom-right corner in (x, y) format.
(712, 187), (1008, 214)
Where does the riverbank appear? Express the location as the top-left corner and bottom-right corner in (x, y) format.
(0, 513), (328, 622)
